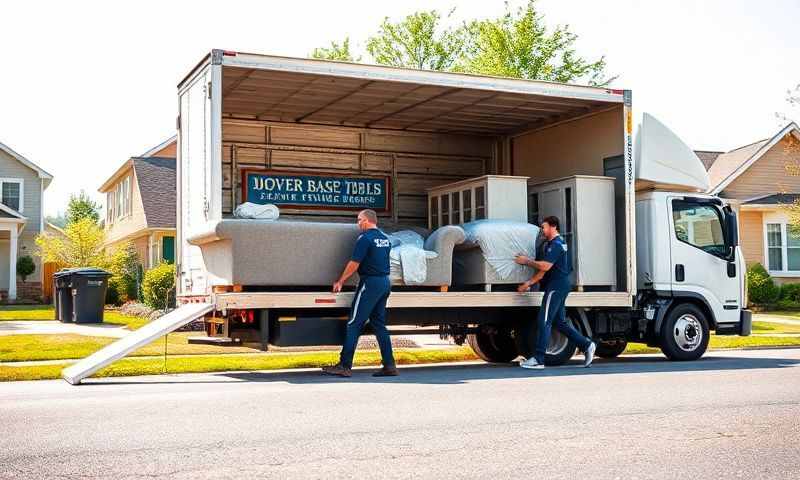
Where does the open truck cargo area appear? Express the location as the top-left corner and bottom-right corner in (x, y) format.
(178, 50), (635, 303)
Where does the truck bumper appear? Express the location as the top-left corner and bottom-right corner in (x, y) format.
(715, 309), (752, 336)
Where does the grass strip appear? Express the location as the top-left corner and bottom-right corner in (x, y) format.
(0, 333), (259, 362)
(0, 347), (480, 382)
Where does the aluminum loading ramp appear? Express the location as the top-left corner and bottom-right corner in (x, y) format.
(62, 302), (214, 385)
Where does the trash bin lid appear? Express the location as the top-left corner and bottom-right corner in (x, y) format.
(54, 267), (112, 278)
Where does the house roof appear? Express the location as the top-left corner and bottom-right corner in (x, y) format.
(743, 193), (800, 205)
(132, 157), (175, 228)
(694, 150), (724, 171)
(140, 135), (177, 157)
(0, 140), (53, 187)
(708, 122), (800, 194)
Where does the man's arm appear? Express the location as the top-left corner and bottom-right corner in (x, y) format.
(333, 260), (360, 293)
(514, 254), (553, 272)
(517, 268), (546, 293)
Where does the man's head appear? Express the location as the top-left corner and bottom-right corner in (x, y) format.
(357, 209), (378, 232)
(541, 215), (560, 240)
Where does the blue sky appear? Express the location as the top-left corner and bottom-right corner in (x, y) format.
(1, 0), (798, 215)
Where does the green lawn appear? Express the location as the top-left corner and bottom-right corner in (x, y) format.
(0, 304), (149, 329)
(0, 305), (57, 321)
(625, 334), (800, 355)
(0, 347), (480, 382)
(752, 321), (800, 334)
(0, 332), (259, 362)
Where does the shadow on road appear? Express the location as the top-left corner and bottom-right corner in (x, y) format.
(88, 352), (800, 386)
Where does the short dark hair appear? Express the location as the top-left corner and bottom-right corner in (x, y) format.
(541, 215), (560, 231)
(359, 209), (378, 224)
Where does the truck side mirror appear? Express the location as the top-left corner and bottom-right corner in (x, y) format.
(723, 205), (738, 261)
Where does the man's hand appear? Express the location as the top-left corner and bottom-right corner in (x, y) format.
(517, 281), (532, 294)
(514, 254), (530, 266)
(332, 280), (344, 294)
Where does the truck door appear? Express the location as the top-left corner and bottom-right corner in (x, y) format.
(668, 196), (740, 324)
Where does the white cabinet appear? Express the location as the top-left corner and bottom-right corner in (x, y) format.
(427, 175), (529, 229)
(528, 175), (616, 290)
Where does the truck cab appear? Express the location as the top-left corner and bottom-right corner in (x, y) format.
(633, 114), (751, 360)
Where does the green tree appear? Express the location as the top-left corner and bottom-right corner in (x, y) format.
(311, 2), (614, 86)
(459, 1), (614, 85)
(36, 218), (108, 268)
(365, 10), (467, 70)
(66, 191), (101, 225)
(311, 37), (359, 62)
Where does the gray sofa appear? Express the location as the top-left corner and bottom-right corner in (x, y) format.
(187, 220), (465, 288)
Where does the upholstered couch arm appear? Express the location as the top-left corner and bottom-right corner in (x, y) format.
(423, 225), (466, 286)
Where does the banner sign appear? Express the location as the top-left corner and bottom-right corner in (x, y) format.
(242, 169), (391, 212)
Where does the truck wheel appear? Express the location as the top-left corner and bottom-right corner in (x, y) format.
(659, 303), (710, 361)
(514, 314), (578, 367)
(595, 340), (628, 359)
(467, 326), (518, 363)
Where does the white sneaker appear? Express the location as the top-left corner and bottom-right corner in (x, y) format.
(519, 358), (545, 369)
(584, 342), (596, 368)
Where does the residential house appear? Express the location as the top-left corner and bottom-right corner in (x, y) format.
(0, 141), (53, 300)
(704, 122), (800, 284)
(99, 137), (176, 270)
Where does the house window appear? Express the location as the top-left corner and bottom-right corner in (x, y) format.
(0, 178), (23, 213)
(107, 190), (115, 224)
(766, 222), (800, 273)
(108, 175), (132, 224)
(767, 223), (783, 271)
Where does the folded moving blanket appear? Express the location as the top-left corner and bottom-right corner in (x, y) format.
(387, 230), (437, 285)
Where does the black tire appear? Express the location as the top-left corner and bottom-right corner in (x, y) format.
(595, 340), (628, 359)
(659, 303), (710, 361)
(514, 311), (578, 366)
(467, 326), (518, 363)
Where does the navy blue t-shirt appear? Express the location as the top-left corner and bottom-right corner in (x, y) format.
(537, 235), (572, 291)
(351, 228), (391, 277)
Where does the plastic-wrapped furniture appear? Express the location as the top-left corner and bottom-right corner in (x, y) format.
(453, 220), (540, 291)
(187, 220), (465, 289)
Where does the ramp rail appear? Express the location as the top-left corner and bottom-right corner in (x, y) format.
(62, 302), (214, 385)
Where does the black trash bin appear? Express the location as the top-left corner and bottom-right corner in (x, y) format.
(53, 269), (76, 323)
(69, 268), (112, 324)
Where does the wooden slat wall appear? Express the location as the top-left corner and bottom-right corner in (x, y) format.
(221, 119), (493, 226)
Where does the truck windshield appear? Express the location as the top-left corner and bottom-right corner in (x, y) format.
(672, 200), (728, 258)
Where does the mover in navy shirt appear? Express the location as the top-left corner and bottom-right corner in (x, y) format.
(514, 215), (595, 369)
(323, 209), (397, 378)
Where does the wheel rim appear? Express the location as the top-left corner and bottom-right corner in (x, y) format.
(673, 314), (703, 352)
(547, 328), (569, 355)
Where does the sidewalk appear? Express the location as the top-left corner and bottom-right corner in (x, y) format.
(0, 321), (130, 338)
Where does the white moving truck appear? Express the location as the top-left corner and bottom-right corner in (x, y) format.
(63, 50), (751, 384)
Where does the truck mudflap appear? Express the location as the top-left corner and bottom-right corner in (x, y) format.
(62, 302), (214, 385)
(715, 309), (752, 336)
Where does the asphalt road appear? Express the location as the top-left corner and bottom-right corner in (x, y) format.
(1, 349), (799, 480)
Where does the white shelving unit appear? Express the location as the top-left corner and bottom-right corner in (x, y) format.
(528, 175), (617, 291)
(427, 175), (529, 229)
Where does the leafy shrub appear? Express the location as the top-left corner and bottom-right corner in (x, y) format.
(779, 283), (800, 302)
(105, 276), (122, 306)
(142, 263), (176, 310)
(776, 282), (800, 310)
(746, 263), (780, 306)
(107, 243), (140, 303)
(16, 255), (35, 282)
